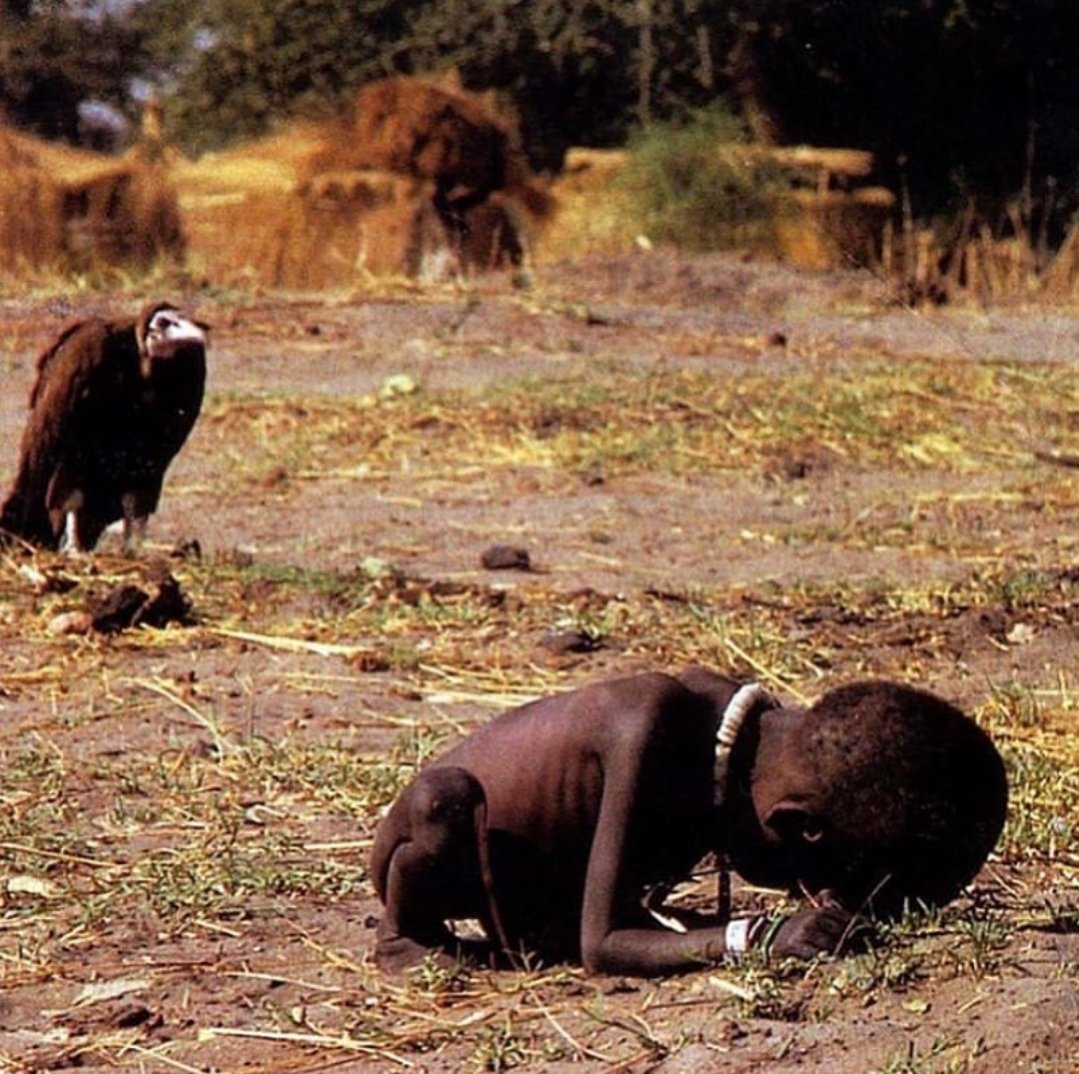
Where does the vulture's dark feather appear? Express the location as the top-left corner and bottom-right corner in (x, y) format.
(1, 302), (207, 553)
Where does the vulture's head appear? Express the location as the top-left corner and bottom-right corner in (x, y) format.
(138, 303), (208, 373)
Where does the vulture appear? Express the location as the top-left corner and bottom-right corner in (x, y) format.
(0, 301), (207, 554)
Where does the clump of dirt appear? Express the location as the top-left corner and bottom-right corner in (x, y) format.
(85, 565), (193, 634)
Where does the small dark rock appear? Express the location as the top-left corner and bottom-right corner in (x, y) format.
(599, 977), (638, 995)
(111, 1002), (158, 1029)
(480, 545), (532, 571)
(780, 457), (810, 480)
(763, 444), (835, 483)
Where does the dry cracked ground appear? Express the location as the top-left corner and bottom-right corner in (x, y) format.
(0, 249), (1076, 1073)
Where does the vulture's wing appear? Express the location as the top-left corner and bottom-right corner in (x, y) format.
(1, 318), (136, 546)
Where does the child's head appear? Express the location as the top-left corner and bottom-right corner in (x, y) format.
(734, 682), (1008, 914)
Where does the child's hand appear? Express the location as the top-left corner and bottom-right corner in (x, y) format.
(759, 892), (873, 959)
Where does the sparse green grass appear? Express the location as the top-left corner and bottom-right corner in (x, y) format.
(0, 712), (451, 948)
(199, 358), (1079, 491)
(469, 1019), (530, 1072)
(999, 739), (1079, 860)
(867, 1038), (971, 1074)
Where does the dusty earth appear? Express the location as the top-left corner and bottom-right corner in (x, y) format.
(0, 250), (1076, 1073)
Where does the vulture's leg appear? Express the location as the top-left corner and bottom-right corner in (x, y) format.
(59, 511), (84, 556)
(121, 494), (148, 555)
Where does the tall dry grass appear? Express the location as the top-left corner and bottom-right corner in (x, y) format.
(889, 181), (1079, 306)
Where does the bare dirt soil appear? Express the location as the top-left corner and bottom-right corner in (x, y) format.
(0, 250), (1076, 1074)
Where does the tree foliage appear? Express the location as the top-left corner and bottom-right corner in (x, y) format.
(0, 5), (145, 142)
(622, 103), (782, 252)
(399, 1), (730, 171)
(125, 0), (735, 165)
(723, 0), (1079, 216)
(129, 0), (415, 154)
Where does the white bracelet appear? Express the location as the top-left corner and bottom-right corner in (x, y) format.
(724, 917), (754, 957)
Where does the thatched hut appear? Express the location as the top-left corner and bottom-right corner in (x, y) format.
(0, 128), (68, 275)
(0, 125), (184, 279)
(173, 126), (428, 287)
(174, 76), (552, 288)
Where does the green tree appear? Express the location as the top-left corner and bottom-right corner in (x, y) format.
(132, 0), (415, 154)
(0, 7), (146, 143)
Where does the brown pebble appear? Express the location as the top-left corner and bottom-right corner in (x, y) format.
(260, 465), (290, 489)
(480, 545), (532, 571)
(47, 610), (93, 636)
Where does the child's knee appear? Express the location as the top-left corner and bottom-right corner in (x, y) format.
(407, 766), (487, 854)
